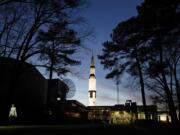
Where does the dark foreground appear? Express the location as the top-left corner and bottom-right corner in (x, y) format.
(0, 122), (179, 135)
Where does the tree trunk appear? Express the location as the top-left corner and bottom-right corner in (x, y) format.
(135, 47), (148, 120)
(159, 45), (178, 125)
(164, 81), (178, 125)
(136, 58), (148, 120)
(47, 53), (54, 111)
(174, 65), (180, 121)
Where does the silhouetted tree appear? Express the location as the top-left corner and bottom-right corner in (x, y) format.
(0, 0), (24, 6)
(99, 0), (180, 124)
(0, 0), (86, 63)
(37, 21), (81, 79)
(37, 20), (81, 112)
(0, 3), (26, 57)
(0, 0), (89, 120)
(137, 0), (180, 124)
(98, 17), (149, 120)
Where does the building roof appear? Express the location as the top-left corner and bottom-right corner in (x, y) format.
(87, 104), (125, 111)
(65, 100), (87, 112)
(87, 104), (157, 112)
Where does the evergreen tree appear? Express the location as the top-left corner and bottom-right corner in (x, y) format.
(99, 0), (180, 124)
(99, 17), (149, 120)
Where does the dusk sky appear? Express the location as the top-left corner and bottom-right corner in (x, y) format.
(43, 0), (153, 106)
(67, 0), (152, 106)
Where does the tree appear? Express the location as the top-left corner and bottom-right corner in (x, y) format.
(99, 0), (180, 124)
(99, 17), (149, 120)
(0, 0), (85, 62)
(137, 0), (180, 124)
(0, 0), (89, 119)
(37, 21), (81, 79)
(145, 30), (180, 123)
(0, 0), (25, 6)
(0, 3), (26, 57)
(37, 20), (81, 110)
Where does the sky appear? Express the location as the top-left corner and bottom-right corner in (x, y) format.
(57, 0), (151, 106)
(67, 0), (151, 106)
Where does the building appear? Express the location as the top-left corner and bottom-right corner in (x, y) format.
(64, 100), (87, 119)
(88, 101), (157, 124)
(0, 57), (48, 123)
(0, 57), (86, 124)
(87, 56), (157, 124)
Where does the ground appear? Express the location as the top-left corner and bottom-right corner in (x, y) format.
(0, 122), (179, 135)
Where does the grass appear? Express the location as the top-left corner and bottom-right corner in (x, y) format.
(0, 121), (179, 135)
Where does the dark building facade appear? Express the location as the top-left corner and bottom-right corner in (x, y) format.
(0, 57), (88, 124)
(0, 57), (48, 123)
(64, 100), (87, 119)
